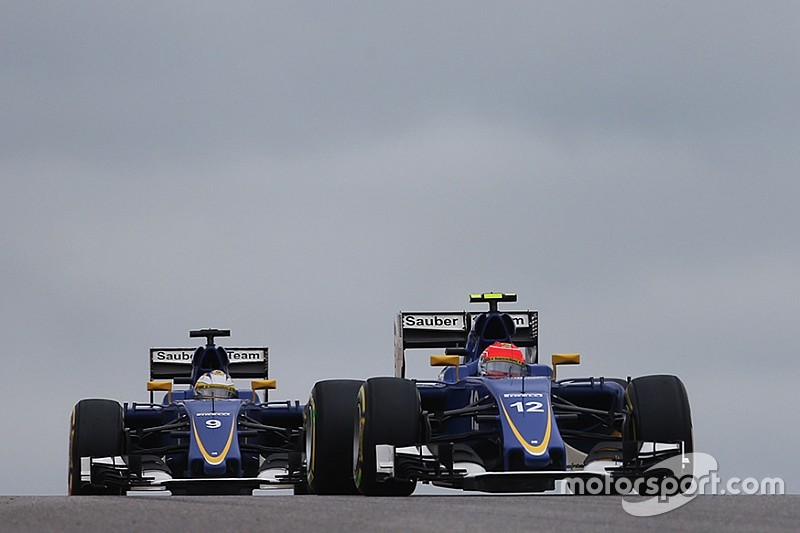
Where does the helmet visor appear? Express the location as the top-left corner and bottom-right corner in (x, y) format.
(481, 360), (526, 377)
(195, 383), (235, 398)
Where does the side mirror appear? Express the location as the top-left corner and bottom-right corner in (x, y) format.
(430, 355), (462, 367)
(147, 381), (173, 403)
(251, 379), (277, 402)
(430, 355), (462, 381)
(551, 353), (580, 380)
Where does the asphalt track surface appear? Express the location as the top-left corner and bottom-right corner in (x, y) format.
(1, 494), (798, 533)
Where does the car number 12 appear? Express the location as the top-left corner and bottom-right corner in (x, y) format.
(508, 401), (544, 413)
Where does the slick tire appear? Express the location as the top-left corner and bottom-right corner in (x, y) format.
(622, 375), (693, 496)
(354, 377), (420, 496)
(305, 380), (364, 495)
(624, 374), (693, 452)
(69, 399), (125, 495)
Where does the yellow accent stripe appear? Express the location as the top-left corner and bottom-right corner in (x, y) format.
(499, 400), (552, 456)
(192, 417), (236, 465)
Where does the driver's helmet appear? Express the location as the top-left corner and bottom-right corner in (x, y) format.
(479, 342), (527, 377)
(194, 370), (236, 399)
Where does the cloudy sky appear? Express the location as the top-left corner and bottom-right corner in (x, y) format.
(3, 2), (798, 495)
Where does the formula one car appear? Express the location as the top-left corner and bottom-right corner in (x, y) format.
(69, 329), (306, 495)
(304, 293), (693, 495)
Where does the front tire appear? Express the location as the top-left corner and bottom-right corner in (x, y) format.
(354, 377), (420, 496)
(305, 380), (363, 495)
(623, 375), (693, 495)
(69, 399), (125, 495)
(624, 374), (693, 452)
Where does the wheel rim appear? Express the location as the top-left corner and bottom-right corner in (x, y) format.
(68, 409), (77, 495)
(353, 386), (365, 489)
(304, 400), (315, 485)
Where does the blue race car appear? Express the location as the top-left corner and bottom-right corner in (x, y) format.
(304, 293), (693, 496)
(69, 329), (306, 495)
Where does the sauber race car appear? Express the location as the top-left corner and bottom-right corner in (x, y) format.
(69, 329), (306, 495)
(305, 293), (693, 496)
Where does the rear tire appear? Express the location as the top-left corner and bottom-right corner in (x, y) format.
(354, 377), (420, 496)
(305, 380), (363, 495)
(69, 399), (125, 495)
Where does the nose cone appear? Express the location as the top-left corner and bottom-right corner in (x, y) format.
(184, 399), (242, 477)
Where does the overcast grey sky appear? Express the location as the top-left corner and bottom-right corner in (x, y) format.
(3, 2), (798, 495)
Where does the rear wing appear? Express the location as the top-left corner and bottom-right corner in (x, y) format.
(394, 310), (538, 378)
(150, 347), (269, 382)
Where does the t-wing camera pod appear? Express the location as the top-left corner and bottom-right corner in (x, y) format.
(190, 329), (231, 346)
(469, 292), (518, 312)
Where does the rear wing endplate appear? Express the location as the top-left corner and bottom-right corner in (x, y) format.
(394, 310), (538, 378)
(149, 347), (269, 381)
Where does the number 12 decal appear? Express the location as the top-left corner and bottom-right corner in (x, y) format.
(509, 401), (544, 413)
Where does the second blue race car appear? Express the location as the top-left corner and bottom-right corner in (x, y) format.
(69, 329), (307, 495)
